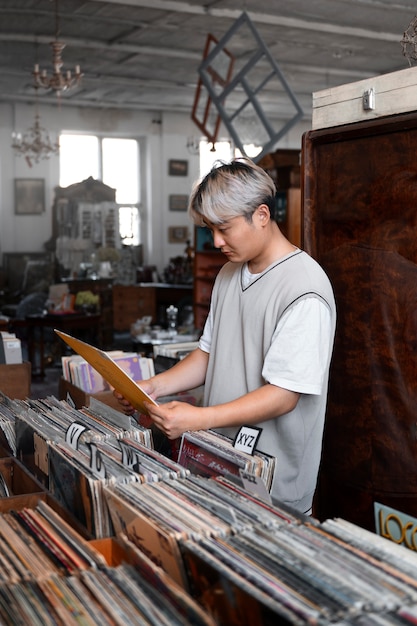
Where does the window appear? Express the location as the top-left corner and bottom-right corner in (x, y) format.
(59, 134), (141, 245)
(199, 139), (262, 178)
(59, 135), (99, 187)
(199, 139), (233, 178)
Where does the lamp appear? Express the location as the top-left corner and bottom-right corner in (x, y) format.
(11, 95), (60, 167)
(33, 0), (82, 96)
(186, 136), (200, 155)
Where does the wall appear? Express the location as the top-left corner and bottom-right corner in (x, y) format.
(1, 100), (311, 277)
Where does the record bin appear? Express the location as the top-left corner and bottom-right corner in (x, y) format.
(0, 455), (45, 509)
(58, 377), (123, 412)
(104, 484), (189, 589)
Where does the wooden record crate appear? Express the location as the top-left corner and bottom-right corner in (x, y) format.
(0, 456), (45, 508)
(58, 377), (123, 412)
(0, 456), (92, 539)
(0, 361), (31, 400)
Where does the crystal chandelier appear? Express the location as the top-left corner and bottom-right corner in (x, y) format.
(33, 0), (82, 96)
(11, 97), (60, 167)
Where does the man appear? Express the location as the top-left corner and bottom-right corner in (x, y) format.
(115, 157), (336, 514)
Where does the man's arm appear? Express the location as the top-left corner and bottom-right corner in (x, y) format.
(147, 347), (208, 397)
(145, 383), (299, 440)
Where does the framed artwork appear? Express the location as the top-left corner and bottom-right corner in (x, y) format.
(168, 226), (189, 243)
(14, 178), (45, 215)
(169, 194), (189, 211)
(168, 159), (188, 176)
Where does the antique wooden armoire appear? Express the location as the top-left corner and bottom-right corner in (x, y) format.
(303, 78), (417, 531)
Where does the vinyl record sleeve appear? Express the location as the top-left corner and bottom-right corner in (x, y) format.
(55, 330), (158, 416)
(104, 486), (188, 588)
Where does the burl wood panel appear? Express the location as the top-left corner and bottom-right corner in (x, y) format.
(303, 113), (417, 531)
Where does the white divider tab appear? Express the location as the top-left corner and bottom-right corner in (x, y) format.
(89, 443), (106, 478)
(233, 425), (262, 455)
(66, 421), (88, 450)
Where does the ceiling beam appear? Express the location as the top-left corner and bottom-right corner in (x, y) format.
(93, 0), (401, 43)
(0, 32), (202, 61)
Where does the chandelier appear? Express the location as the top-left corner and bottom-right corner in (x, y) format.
(11, 97), (60, 167)
(33, 0), (82, 96)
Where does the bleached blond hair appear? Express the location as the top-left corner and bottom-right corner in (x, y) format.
(189, 157), (276, 225)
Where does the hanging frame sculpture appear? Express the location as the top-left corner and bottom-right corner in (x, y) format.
(401, 15), (417, 66)
(196, 12), (303, 163)
(191, 34), (234, 149)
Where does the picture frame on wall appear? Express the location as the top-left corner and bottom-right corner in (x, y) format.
(14, 178), (45, 215)
(168, 226), (189, 243)
(168, 159), (188, 176)
(169, 194), (189, 211)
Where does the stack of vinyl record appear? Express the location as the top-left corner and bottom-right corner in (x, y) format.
(0, 499), (215, 625)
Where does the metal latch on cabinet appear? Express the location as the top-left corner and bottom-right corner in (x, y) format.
(362, 87), (375, 111)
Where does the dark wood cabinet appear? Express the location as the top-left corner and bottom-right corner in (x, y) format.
(112, 285), (157, 331)
(303, 110), (417, 532)
(112, 284), (193, 331)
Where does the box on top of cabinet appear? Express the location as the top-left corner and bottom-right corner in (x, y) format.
(312, 65), (417, 130)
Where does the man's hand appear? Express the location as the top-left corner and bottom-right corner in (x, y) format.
(144, 400), (205, 440)
(113, 348), (208, 418)
(113, 378), (157, 416)
(113, 390), (136, 415)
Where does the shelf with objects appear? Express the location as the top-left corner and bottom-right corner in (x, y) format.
(51, 177), (121, 351)
(193, 226), (226, 332)
(257, 148), (302, 248)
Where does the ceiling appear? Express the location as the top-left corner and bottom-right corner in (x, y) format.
(1, 0), (416, 136)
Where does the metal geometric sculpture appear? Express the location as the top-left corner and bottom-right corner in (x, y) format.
(401, 15), (417, 66)
(197, 12), (303, 163)
(191, 34), (234, 149)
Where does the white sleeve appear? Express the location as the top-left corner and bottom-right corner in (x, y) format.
(198, 305), (213, 353)
(263, 298), (333, 395)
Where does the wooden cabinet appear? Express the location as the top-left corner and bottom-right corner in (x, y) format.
(112, 284), (193, 331)
(52, 178), (119, 280)
(0, 362), (31, 400)
(303, 109), (417, 532)
(287, 187), (302, 248)
(193, 227), (226, 331)
(112, 285), (156, 331)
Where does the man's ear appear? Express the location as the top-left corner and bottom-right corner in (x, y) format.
(256, 203), (270, 224)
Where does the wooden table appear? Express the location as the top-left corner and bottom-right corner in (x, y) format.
(25, 312), (101, 377)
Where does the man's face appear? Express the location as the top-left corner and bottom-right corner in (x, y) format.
(204, 207), (265, 264)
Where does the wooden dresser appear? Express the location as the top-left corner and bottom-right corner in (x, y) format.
(112, 283), (193, 331)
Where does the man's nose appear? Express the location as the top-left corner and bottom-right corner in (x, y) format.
(212, 231), (224, 248)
